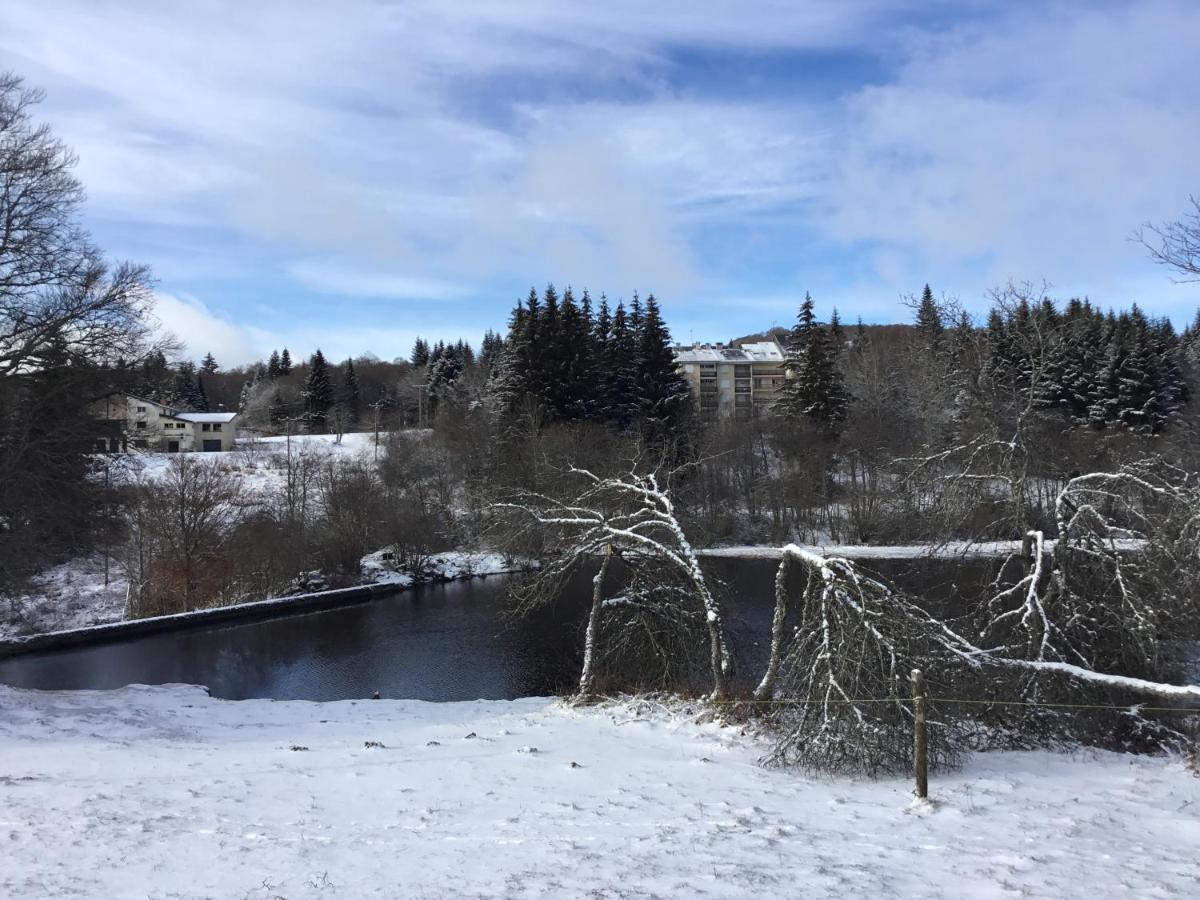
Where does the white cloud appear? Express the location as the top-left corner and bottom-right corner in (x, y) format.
(824, 2), (1200, 313)
(152, 293), (276, 367)
(151, 292), (478, 367)
(2, 0), (1198, 329)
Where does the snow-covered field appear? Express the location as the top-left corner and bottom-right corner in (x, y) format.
(1, 685), (1196, 898)
(118, 430), (400, 496)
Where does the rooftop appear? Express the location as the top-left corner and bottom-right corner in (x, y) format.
(673, 340), (785, 364)
(175, 412), (238, 424)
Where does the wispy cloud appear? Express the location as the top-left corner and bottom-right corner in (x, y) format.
(1, 0), (1197, 348)
(285, 260), (467, 301)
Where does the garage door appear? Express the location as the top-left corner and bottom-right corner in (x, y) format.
(202, 439), (222, 452)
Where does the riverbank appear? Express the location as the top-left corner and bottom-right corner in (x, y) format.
(1, 684), (1196, 898)
(0, 550), (524, 645)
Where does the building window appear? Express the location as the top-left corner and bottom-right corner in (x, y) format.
(212, 424), (222, 432)
(136, 405), (147, 413)
(135, 421), (146, 429)
(202, 423), (212, 432)
(734, 365), (751, 378)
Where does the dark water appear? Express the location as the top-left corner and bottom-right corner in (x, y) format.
(0, 558), (993, 701)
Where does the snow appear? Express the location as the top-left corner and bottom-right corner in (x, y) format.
(699, 539), (1143, 560)
(359, 549), (527, 587)
(0, 555), (127, 640)
(174, 412), (238, 423)
(1, 684), (1197, 898)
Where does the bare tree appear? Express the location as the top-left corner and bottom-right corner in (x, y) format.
(0, 72), (157, 374)
(495, 464), (732, 699)
(123, 456), (242, 616)
(1138, 196), (1200, 281)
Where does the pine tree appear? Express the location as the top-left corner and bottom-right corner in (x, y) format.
(775, 292), (849, 429)
(427, 348), (465, 416)
(192, 375), (210, 413)
(267, 350), (281, 379)
(606, 300), (638, 428)
(635, 294), (692, 439)
(490, 288), (540, 421)
(410, 338), (430, 368)
(342, 358), (362, 429)
(304, 349), (334, 433)
(854, 315), (867, 348)
(478, 330), (504, 372)
(200, 352), (219, 375)
(279, 348), (292, 376)
(916, 284), (944, 354)
(830, 308), (845, 350)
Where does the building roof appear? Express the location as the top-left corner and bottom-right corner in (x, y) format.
(175, 412), (238, 424)
(673, 340), (785, 364)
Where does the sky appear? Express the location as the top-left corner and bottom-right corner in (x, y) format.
(2, 0), (1199, 366)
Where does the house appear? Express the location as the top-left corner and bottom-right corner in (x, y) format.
(89, 393), (238, 453)
(673, 340), (788, 421)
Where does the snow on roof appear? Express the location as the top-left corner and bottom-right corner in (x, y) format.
(175, 412), (238, 424)
(673, 340), (784, 364)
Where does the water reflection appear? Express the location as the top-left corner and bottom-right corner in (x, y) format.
(0, 558), (995, 700)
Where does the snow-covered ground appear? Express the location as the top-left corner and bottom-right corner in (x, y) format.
(116, 430), (397, 496)
(0, 555), (127, 640)
(361, 549), (528, 587)
(1, 684), (1196, 898)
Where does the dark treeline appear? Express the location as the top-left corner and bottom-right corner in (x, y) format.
(490, 286), (691, 439)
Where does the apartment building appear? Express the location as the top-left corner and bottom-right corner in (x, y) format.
(673, 340), (787, 421)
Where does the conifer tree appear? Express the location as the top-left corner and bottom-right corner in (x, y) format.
(606, 300), (638, 428)
(635, 294), (692, 439)
(342, 358), (361, 429)
(410, 338), (430, 367)
(491, 288), (540, 421)
(854, 315), (867, 348)
(267, 350), (281, 379)
(304, 349), (334, 433)
(775, 292), (848, 429)
(279, 348), (292, 375)
(193, 375), (209, 413)
(478, 330), (504, 372)
(916, 284), (944, 354)
(199, 352), (219, 375)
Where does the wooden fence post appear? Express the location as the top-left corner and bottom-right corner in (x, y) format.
(912, 668), (928, 800)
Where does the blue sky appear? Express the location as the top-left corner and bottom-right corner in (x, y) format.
(2, 0), (1199, 365)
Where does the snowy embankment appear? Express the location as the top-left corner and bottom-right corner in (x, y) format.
(1, 685), (1196, 898)
(698, 538), (1143, 560)
(0, 555), (128, 640)
(360, 549), (527, 588)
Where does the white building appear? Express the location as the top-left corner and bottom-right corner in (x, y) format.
(90, 393), (238, 453)
(673, 340), (788, 421)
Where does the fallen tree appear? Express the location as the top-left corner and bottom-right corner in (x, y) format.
(756, 461), (1200, 772)
(493, 464), (732, 699)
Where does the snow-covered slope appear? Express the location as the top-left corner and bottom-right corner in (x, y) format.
(1, 685), (1196, 898)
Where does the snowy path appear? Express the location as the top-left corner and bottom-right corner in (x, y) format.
(1, 686), (1197, 898)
